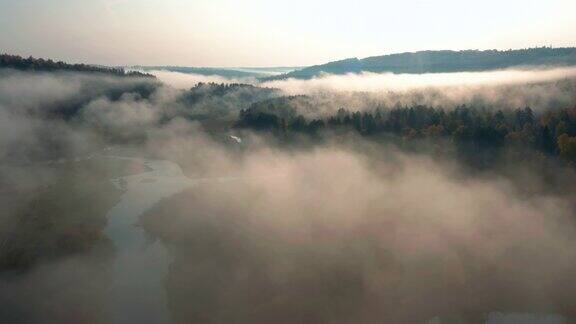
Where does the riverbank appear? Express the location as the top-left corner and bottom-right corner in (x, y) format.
(0, 156), (150, 323)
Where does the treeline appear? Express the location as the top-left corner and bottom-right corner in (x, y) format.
(0, 53), (155, 78)
(237, 103), (576, 163)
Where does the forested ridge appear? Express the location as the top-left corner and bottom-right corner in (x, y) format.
(268, 47), (576, 80)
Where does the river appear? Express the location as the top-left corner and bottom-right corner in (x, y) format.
(103, 157), (568, 324)
(104, 158), (197, 324)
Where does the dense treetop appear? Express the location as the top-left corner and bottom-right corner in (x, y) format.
(237, 98), (576, 166)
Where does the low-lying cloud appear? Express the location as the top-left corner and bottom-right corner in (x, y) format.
(141, 140), (576, 323)
(147, 67), (576, 116)
(2, 66), (576, 323)
(148, 70), (254, 89)
(262, 67), (576, 94)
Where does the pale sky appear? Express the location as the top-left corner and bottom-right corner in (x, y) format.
(0, 0), (575, 67)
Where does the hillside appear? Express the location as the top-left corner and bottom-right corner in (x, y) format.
(267, 47), (576, 80)
(135, 65), (301, 78)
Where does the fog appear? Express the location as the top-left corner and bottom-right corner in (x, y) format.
(261, 67), (576, 93)
(152, 67), (576, 92)
(141, 137), (576, 323)
(148, 70), (256, 89)
(264, 68), (576, 114)
(1, 67), (576, 323)
(149, 67), (576, 116)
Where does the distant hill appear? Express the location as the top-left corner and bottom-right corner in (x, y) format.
(136, 66), (302, 78)
(0, 54), (155, 78)
(136, 66), (260, 78)
(266, 47), (576, 80)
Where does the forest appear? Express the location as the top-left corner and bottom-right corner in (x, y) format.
(2, 54), (576, 323)
(236, 100), (576, 166)
(3, 0), (576, 321)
